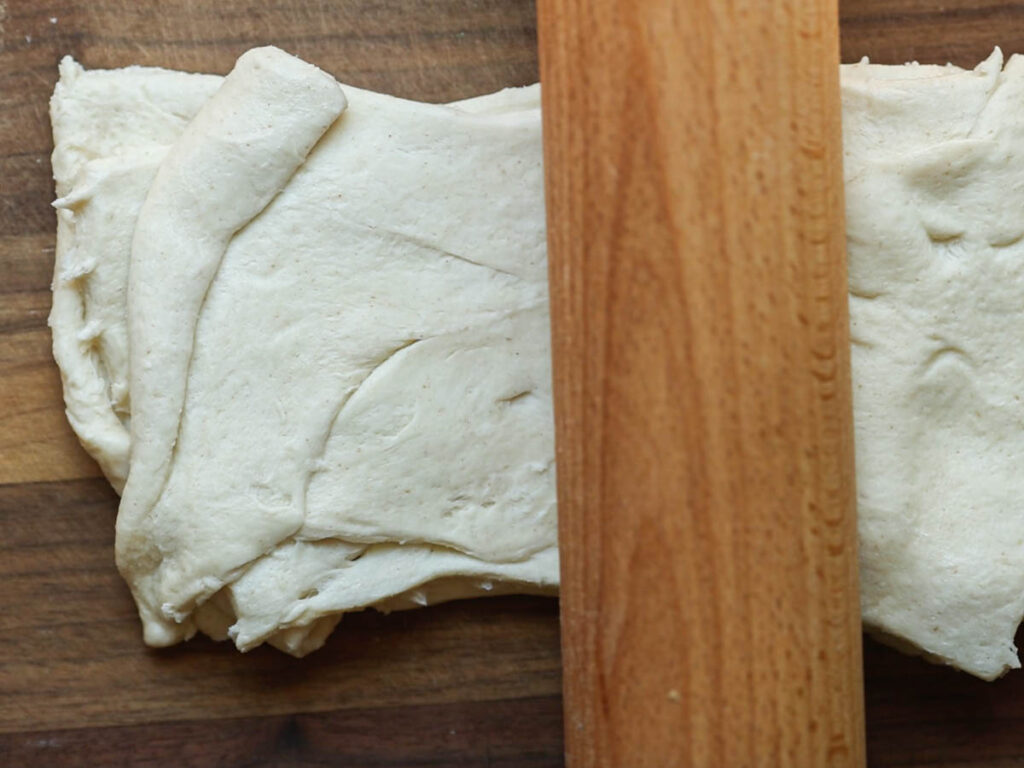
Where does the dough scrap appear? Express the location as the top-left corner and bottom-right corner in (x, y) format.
(49, 49), (554, 656)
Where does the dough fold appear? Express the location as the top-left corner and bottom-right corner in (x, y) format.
(54, 46), (1024, 677)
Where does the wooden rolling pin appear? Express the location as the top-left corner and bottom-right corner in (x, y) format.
(537, 0), (866, 765)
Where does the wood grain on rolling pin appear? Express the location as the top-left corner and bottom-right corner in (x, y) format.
(539, 0), (865, 765)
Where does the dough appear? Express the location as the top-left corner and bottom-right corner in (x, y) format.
(55, 45), (1024, 679)
(48, 57), (538, 490)
(845, 48), (1024, 680)
(50, 61), (221, 489)
(49, 49), (555, 655)
(113, 47), (351, 643)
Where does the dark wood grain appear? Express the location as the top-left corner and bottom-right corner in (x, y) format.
(840, 0), (1024, 66)
(4, 1), (1024, 766)
(0, 696), (564, 768)
(864, 628), (1024, 767)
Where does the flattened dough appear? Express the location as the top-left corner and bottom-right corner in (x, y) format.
(58, 45), (1024, 678)
(49, 50), (555, 655)
(845, 48), (1024, 679)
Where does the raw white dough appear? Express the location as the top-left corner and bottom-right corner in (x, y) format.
(49, 61), (221, 488)
(51, 150), (161, 489)
(58, 45), (1024, 679)
(118, 51), (555, 644)
(845, 48), (1024, 680)
(49, 50), (555, 655)
(227, 541), (557, 651)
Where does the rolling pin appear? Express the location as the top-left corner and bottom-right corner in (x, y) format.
(537, 0), (866, 765)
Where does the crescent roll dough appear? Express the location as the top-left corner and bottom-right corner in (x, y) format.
(50, 47), (556, 656)
(54, 44), (1024, 679)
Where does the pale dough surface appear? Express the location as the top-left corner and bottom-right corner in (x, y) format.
(845, 48), (1024, 680)
(50, 49), (555, 655)
(55, 47), (1024, 678)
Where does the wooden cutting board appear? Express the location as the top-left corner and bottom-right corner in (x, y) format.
(3, 1), (1024, 766)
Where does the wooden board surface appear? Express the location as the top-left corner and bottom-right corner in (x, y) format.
(539, 0), (863, 765)
(3, 1), (1024, 766)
